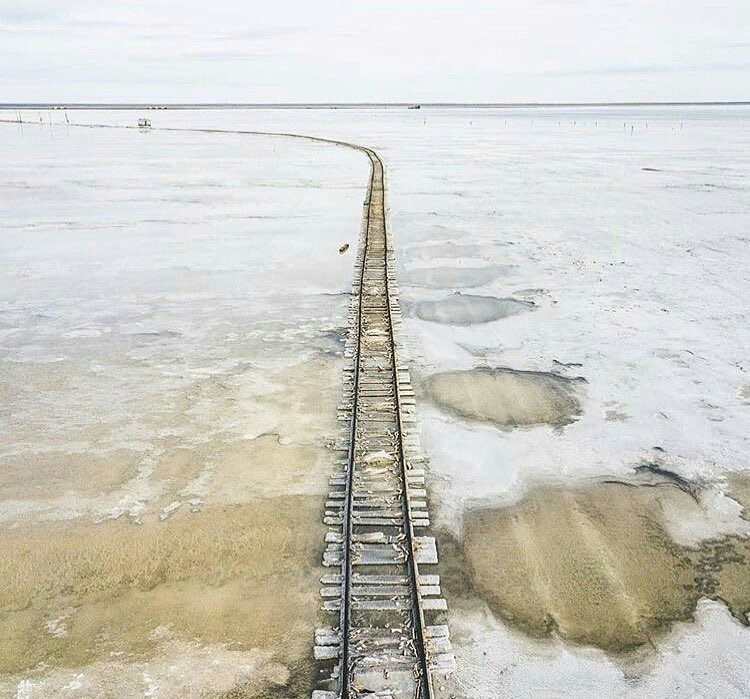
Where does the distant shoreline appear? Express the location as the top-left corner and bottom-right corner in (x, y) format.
(1, 101), (749, 110)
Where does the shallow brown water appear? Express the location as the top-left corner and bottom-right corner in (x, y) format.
(452, 478), (750, 652)
(426, 367), (584, 427)
(0, 496), (323, 684)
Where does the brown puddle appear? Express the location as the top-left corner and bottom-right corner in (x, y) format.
(425, 367), (584, 427)
(0, 495), (324, 692)
(447, 475), (750, 653)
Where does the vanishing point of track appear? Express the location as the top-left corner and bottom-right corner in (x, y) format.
(2, 117), (455, 699)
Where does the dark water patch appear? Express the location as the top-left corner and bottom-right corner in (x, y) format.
(635, 462), (700, 501)
(552, 359), (583, 369)
(412, 293), (534, 325)
(426, 367), (584, 427)
(400, 265), (515, 290)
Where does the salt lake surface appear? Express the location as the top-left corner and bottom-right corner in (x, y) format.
(1, 105), (749, 698)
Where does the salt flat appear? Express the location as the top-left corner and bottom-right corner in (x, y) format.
(1, 106), (749, 698)
(0, 119), (367, 697)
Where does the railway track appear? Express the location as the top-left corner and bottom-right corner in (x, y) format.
(2, 116), (455, 698)
(313, 149), (454, 699)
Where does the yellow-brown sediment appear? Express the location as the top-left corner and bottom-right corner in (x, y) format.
(453, 480), (750, 652)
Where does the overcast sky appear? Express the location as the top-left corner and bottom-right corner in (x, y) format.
(1, 0), (748, 102)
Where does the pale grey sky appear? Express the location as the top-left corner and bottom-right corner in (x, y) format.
(1, 0), (748, 102)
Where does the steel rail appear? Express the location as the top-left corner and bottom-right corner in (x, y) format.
(337, 148), (374, 699)
(337, 149), (433, 699)
(375, 152), (434, 699)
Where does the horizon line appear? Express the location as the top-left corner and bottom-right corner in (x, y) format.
(2, 100), (749, 110)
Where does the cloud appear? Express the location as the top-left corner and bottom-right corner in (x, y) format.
(0, 0), (748, 101)
(0, 6), (59, 24)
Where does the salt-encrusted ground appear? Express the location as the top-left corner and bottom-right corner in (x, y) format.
(0, 120), (366, 697)
(2, 106), (749, 698)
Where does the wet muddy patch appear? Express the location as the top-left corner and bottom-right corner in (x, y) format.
(400, 264), (515, 289)
(727, 472), (750, 518)
(411, 293), (534, 325)
(449, 476), (750, 653)
(0, 496), (323, 681)
(205, 433), (327, 504)
(425, 367), (584, 427)
(0, 449), (139, 499)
